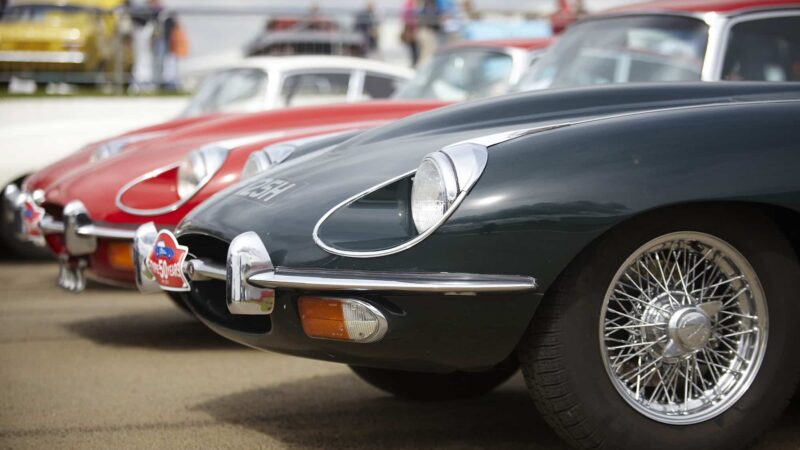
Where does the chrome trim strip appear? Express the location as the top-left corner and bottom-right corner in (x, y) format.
(248, 268), (536, 293)
(185, 258), (226, 281)
(312, 169), (415, 257)
(76, 224), (137, 240)
(0, 50), (85, 64)
(39, 216), (65, 234)
(39, 215), (137, 240)
(114, 162), (186, 217)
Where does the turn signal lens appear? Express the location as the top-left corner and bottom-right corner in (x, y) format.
(298, 297), (388, 343)
(107, 241), (134, 270)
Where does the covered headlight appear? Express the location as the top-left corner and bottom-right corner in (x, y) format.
(411, 153), (458, 233)
(241, 151), (273, 181)
(241, 131), (361, 181)
(90, 131), (168, 163)
(177, 145), (228, 199)
(314, 142), (488, 257)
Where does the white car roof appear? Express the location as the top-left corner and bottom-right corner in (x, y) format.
(231, 55), (414, 80)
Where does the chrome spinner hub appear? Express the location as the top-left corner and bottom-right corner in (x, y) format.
(669, 307), (712, 353)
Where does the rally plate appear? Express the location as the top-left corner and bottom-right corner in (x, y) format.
(146, 230), (190, 291)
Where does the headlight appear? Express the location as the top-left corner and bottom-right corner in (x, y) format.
(410, 153), (458, 233)
(177, 145), (228, 199)
(410, 143), (488, 234)
(90, 131), (168, 163)
(241, 151), (272, 181)
(314, 143), (488, 258)
(240, 131), (358, 181)
(91, 138), (130, 163)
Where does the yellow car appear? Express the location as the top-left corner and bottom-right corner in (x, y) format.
(0, 0), (131, 80)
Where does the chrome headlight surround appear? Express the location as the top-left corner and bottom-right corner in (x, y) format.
(313, 142), (488, 258)
(177, 145), (229, 199)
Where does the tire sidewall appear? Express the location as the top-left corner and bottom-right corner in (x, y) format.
(549, 207), (800, 449)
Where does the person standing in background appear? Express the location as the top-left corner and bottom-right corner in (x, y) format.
(161, 12), (188, 90)
(354, 1), (378, 54)
(437, 0), (462, 43)
(401, 0), (419, 66)
(129, 1), (158, 92)
(414, 0), (440, 66)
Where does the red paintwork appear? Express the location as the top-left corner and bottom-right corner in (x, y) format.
(33, 38), (551, 286)
(23, 113), (223, 194)
(43, 101), (445, 285)
(606, 0), (800, 14)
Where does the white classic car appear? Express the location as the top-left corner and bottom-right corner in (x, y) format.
(0, 55), (413, 256)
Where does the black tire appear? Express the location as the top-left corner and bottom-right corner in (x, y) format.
(518, 205), (800, 449)
(350, 364), (517, 401)
(165, 291), (193, 315)
(0, 183), (51, 260)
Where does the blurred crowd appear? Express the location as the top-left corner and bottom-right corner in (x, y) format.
(128, 0), (189, 91)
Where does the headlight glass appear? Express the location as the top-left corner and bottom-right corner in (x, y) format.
(411, 154), (457, 233)
(177, 145), (228, 199)
(91, 139), (128, 163)
(90, 131), (168, 163)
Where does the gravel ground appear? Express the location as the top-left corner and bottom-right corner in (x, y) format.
(0, 262), (797, 449)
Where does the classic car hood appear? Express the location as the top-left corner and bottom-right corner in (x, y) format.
(44, 101), (445, 222)
(179, 82), (800, 269)
(25, 114), (221, 193)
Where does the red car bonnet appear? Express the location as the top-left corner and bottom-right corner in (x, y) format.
(43, 101), (446, 225)
(24, 114), (221, 193)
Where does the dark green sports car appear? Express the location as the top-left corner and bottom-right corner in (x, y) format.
(135, 82), (800, 449)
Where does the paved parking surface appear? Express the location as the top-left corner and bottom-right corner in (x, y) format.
(0, 262), (797, 449)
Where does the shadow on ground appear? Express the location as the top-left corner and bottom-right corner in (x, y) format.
(195, 372), (800, 450)
(65, 308), (244, 351)
(194, 372), (569, 449)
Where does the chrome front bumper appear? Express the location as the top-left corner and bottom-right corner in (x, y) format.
(41, 200), (137, 293)
(133, 223), (538, 316)
(39, 200), (138, 254)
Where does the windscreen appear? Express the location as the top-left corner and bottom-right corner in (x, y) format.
(519, 15), (708, 91)
(394, 48), (514, 101)
(182, 68), (268, 116)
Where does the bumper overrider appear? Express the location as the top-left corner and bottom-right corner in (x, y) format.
(133, 222), (541, 372)
(7, 195), (139, 292)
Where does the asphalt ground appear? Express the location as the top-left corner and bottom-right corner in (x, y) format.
(0, 262), (798, 449)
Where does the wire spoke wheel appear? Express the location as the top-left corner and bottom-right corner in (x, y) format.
(600, 231), (768, 424)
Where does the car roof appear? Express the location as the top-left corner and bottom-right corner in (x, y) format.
(605, 0), (800, 15)
(231, 55), (414, 79)
(444, 38), (552, 52)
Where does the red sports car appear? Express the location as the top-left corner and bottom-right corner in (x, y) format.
(15, 38), (549, 302)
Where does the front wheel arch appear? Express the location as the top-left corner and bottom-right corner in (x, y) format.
(516, 202), (800, 449)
